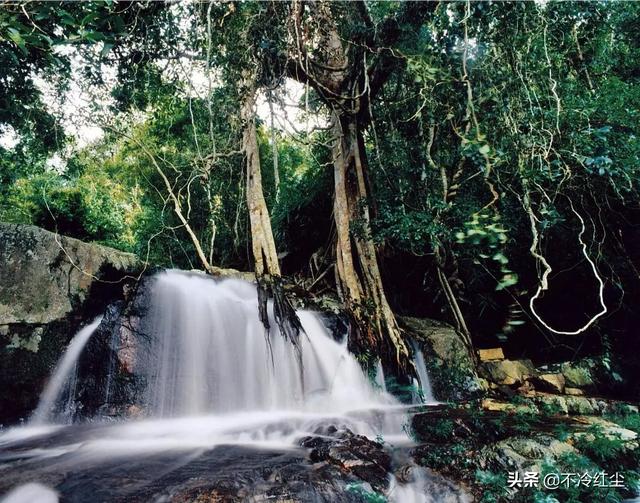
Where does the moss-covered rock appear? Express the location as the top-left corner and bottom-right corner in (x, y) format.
(399, 316), (480, 400)
(561, 360), (596, 389)
(410, 402), (640, 502)
(479, 359), (537, 386)
(0, 223), (142, 424)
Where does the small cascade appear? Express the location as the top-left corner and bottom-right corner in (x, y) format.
(374, 358), (387, 392)
(389, 467), (430, 503)
(411, 340), (436, 404)
(389, 465), (471, 503)
(30, 316), (102, 424)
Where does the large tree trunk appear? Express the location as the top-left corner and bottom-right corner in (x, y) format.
(282, 0), (435, 368)
(332, 111), (409, 365)
(242, 89), (281, 278)
(241, 84), (302, 347)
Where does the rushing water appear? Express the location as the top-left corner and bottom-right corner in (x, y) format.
(0, 270), (464, 502)
(411, 340), (436, 404)
(30, 316), (103, 425)
(139, 272), (392, 417)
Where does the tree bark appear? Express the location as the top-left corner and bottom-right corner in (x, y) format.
(284, 1), (434, 368)
(280, 0), (436, 367)
(241, 81), (302, 348)
(332, 111), (409, 365)
(268, 90), (280, 198)
(241, 86), (281, 279)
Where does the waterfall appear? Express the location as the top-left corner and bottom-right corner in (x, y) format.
(26, 271), (440, 422)
(411, 339), (436, 404)
(374, 358), (387, 392)
(2, 270), (449, 502)
(30, 316), (102, 425)
(137, 271), (394, 417)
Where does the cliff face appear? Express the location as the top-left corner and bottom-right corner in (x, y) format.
(0, 223), (142, 424)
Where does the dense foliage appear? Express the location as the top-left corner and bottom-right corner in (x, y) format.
(1, 1), (638, 393)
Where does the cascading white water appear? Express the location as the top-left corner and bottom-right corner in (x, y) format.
(411, 340), (436, 404)
(1, 270), (452, 502)
(138, 271), (394, 417)
(374, 358), (388, 392)
(30, 316), (103, 425)
(1, 483), (58, 503)
(134, 271), (393, 417)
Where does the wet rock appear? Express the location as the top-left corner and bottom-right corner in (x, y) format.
(614, 403), (639, 415)
(392, 466), (472, 503)
(0, 223), (139, 326)
(481, 398), (538, 414)
(515, 379), (535, 395)
(299, 436), (333, 462)
(299, 428), (391, 492)
(571, 417), (638, 444)
(479, 359), (537, 386)
(399, 318), (475, 372)
(481, 436), (578, 473)
(475, 378), (491, 392)
(565, 396), (596, 415)
(399, 317), (479, 400)
(315, 310), (349, 342)
(529, 373), (565, 394)
(561, 360), (595, 388)
(533, 394), (569, 415)
(477, 348), (504, 361)
(411, 403), (640, 501)
(74, 281), (154, 420)
(0, 439), (367, 503)
(0, 223), (141, 424)
(531, 394), (636, 417)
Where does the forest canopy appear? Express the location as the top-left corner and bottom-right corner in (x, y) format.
(1, 1), (639, 389)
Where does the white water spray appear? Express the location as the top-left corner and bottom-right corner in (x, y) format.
(31, 316), (102, 424)
(411, 340), (436, 404)
(2, 271), (450, 501)
(137, 271), (393, 417)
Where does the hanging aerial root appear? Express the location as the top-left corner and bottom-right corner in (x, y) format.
(256, 275), (305, 348)
(257, 276), (271, 331)
(256, 274), (307, 395)
(272, 276), (304, 346)
(257, 275), (306, 394)
(528, 199), (607, 335)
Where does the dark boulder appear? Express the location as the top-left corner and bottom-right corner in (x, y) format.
(299, 427), (391, 492)
(0, 223), (141, 424)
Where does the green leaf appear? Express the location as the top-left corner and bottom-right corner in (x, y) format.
(496, 273), (518, 291)
(492, 252), (509, 265)
(101, 42), (114, 57)
(83, 31), (105, 42)
(7, 28), (27, 54)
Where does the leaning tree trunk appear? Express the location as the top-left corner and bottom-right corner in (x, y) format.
(242, 89), (281, 279)
(331, 111), (410, 366)
(240, 84), (302, 347)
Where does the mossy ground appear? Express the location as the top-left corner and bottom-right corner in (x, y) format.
(410, 399), (639, 502)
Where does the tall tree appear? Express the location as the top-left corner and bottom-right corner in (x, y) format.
(272, 1), (436, 365)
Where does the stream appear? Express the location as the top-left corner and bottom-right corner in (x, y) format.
(0, 270), (467, 502)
